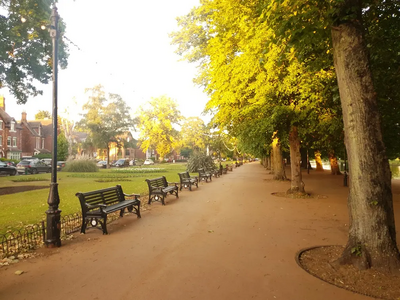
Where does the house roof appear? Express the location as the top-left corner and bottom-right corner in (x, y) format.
(30, 119), (53, 137)
(0, 109), (12, 123)
(41, 124), (52, 137)
(20, 120), (41, 137)
(0, 108), (18, 126)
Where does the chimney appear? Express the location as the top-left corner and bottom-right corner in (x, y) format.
(22, 111), (27, 121)
(0, 95), (5, 111)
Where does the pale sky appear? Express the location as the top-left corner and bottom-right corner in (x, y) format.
(3, 0), (210, 123)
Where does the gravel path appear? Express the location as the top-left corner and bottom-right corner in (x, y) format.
(1, 162), (390, 300)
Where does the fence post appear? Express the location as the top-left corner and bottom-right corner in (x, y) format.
(41, 221), (46, 244)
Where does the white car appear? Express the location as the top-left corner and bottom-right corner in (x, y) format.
(143, 159), (154, 165)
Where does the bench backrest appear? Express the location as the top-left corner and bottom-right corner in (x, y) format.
(178, 171), (190, 180)
(198, 168), (206, 175)
(145, 176), (168, 190)
(76, 185), (124, 210)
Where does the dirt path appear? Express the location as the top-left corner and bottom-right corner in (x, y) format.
(2, 163), (397, 300)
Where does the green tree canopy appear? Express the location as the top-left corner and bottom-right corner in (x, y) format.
(77, 85), (134, 167)
(136, 95), (182, 161)
(57, 130), (68, 161)
(35, 110), (51, 119)
(0, 0), (69, 104)
(180, 117), (207, 152)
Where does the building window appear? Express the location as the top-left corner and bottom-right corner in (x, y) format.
(0, 120), (3, 130)
(35, 137), (40, 149)
(42, 138), (44, 149)
(10, 122), (15, 131)
(7, 136), (11, 146)
(0, 135), (2, 145)
(12, 137), (17, 147)
(7, 151), (21, 160)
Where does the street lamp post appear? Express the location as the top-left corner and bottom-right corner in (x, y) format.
(45, 5), (61, 247)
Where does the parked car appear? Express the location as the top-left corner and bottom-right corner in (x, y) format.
(143, 159), (155, 165)
(0, 161), (17, 176)
(96, 160), (107, 168)
(3, 161), (16, 167)
(16, 160), (51, 174)
(42, 158), (52, 166)
(57, 161), (66, 171)
(114, 159), (129, 167)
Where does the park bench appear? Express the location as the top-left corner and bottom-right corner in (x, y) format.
(222, 165), (228, 174)
(209, 167), (221, 177)
(198, 168), (212, 182)
(145, 176), (179, 205)
(227, 164), (233, 171)
(178, 171), (199, 191)
(75, 185), (141, 235)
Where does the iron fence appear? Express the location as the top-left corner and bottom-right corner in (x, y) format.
(0, 211), (128, 258)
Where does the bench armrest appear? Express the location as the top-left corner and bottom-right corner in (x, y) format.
(124, 193), (140, 200)
(167, 182), (178, 187)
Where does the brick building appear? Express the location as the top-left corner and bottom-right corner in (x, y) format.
(0, 96), (23, 160)
(20, 112), (52, 157)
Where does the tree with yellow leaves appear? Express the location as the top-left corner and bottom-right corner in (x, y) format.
(136, 96), (182, 162)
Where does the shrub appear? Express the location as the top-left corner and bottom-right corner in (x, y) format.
(111, 168), (165, 173)
(0, 158), (19, 165)
(62, 160), (98, 172)
(187, 152), (217, 172)
(11, 177), (50, 182)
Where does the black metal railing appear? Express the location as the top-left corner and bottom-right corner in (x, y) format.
(0, 222), (45, 258)
(0, 211), (126, 258)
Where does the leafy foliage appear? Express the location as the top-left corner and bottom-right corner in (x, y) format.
(57, 131), (68, 161)
(136, 95), (182, 161)
(0, 0), (69, 104)
(77, 85), (134, 165)
(180, 117), (207, 152)
(62, 160), (98, 173)
(187, 151), (216, 172)
(34, 110), (51, 119)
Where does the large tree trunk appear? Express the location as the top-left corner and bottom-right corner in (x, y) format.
(314, 151), (324, 171)
(266, 155), (271, 170)
(300, 148), (308, 169)
(287, 126), (305, 194)
(329, 151), (342, 175)
(270, 148), (274, 174)
(332, 5), (400, 272)
(272, 136), (286, 181)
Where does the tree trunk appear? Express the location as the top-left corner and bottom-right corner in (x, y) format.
(272, 136), (286, 181)
(329, 151), (342, 175)
(314, 151), (324, 171)
(332, 7), (400, 272)
(270, 149), (274, 174)
(287, 126), (305, 194)
(300, 148), (308, 169)
(106, 145), (110, 169)
(266, 155), (271, 170)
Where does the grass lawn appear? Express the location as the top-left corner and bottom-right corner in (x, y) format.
(0, 163), (191, 234)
